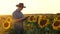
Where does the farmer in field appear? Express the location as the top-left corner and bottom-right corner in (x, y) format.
(12, 3), (29, 34)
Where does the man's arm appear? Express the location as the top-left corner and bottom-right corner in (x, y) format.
(13, 16), (29, 23)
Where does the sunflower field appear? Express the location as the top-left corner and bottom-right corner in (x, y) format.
(0, 14), (60, 34)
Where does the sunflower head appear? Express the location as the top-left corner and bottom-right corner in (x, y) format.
(28, 16), (37, 22)
(38, 15), (49, 28)
(52, 18), (60, 30)
(40, 19), (47, 26)
(3, 21), (10, 30)
(6, 16), (12, 22)
(54, 21), (60, 27)
(30, 16), (34, 21)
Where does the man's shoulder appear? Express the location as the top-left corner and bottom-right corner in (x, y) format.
(12, 10), (18, 14)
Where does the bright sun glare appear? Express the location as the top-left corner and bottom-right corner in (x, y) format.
(0, 0), (60, 15)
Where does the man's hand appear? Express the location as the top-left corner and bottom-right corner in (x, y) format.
(13, 16), (29, 23)
(24, 16), (29, 20)
(23, 16), (29, 20)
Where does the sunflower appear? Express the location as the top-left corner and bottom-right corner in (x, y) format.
(28, 16), (37, 22)
(59, 25), (60, 28)
(52, 17), (60, 30)
(54, 15), (60, 29)
(38, 15), (49, 28)
(57, 20), (60, 28)
(6, 16), (12, 22)
(2, 20), (11, 30)
(0, 16), (6, 22)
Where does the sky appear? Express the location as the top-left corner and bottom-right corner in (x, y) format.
(0, 0), (60, 15)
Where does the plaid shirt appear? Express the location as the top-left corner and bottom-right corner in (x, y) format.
(12, 9), (24, 29)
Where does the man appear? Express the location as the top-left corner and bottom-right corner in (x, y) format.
(12, 3), (29, 34)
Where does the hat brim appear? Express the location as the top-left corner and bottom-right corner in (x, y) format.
(16, 5), (26, 8)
